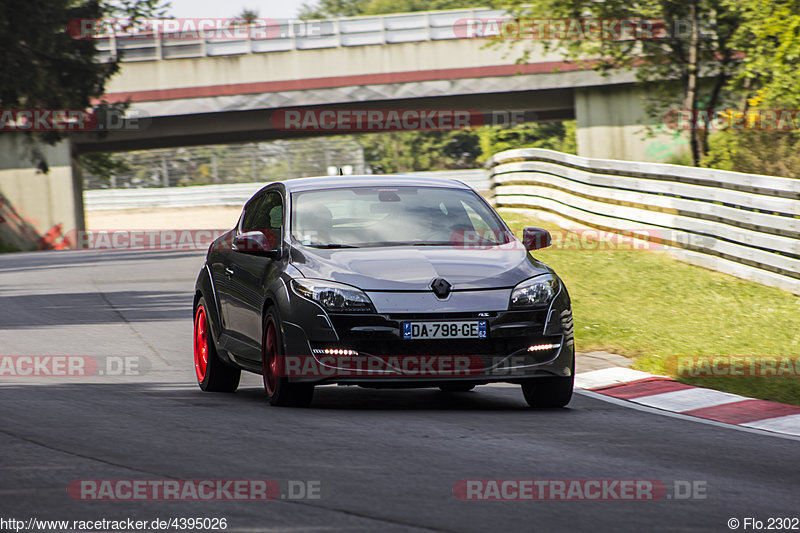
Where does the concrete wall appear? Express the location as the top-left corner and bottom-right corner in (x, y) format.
(0, 135), (82, 250)
(575, 84), (689, 162)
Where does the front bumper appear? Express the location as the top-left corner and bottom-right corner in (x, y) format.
(281, 302), (575, 385)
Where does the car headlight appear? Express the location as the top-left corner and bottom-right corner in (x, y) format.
(292, 279), (374, 313)
(510, 274), (559, 308)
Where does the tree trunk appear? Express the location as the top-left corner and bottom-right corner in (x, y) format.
(684, 1), (702, 165)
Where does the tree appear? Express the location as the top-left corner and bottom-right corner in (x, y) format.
(476, 121), (576, 162)
(299, 0), (371, 19)
(81, 152), (130, 182)
(0, 0), (170, 171)
(235, 8), (259, 25)
(725, 0), (800, 109)
(501, 0), (745, 165)
(693, 0), (800, 177)
(299, 0), (487, 19)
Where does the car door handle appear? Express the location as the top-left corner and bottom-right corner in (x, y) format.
(224, 267), (234, 277)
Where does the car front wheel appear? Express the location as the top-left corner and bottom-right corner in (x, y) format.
(521, 375), (573, 408)
(262, 309), (314, 407)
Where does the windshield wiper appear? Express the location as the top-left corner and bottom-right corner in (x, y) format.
(306, 243), (360, 249)
(352, 241), (454, 247)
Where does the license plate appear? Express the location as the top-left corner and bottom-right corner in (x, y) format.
(402, 321), (487, 340)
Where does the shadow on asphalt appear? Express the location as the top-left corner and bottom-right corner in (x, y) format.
(0, 290), (190, 328)
(0, 249), (205, 274)
(0, 381), (575, 412)
(198, 384), (570, 412)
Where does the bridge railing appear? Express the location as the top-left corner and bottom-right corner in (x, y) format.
(95, 8), (507, 62)
(487, 149), (800, 295)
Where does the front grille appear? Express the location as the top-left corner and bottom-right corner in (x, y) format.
(387, 311), (499, 320)
(344, 338), (523, 357)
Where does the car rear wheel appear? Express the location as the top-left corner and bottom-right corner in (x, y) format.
(521, 374), (573, 408)
(262, 309), (314, 407)
(438, 384), (476, 392)
(194, 298), (240, 392)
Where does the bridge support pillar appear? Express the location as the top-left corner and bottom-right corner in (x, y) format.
(574, 84), (689, 163)
(0, 135), (84, 251)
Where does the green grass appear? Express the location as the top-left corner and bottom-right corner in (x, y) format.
(499, 209), (800, 405)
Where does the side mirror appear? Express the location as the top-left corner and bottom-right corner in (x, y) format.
(522, 227), (551, 251)
(233, 230), (280, 257)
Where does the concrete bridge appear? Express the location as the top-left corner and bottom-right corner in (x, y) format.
(0, 8), (682, 247)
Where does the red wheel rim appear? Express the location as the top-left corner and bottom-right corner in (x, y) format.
(194, 305), (208, 382)
(263, 317), (278, 396)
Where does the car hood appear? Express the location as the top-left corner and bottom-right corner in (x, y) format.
(289, 243), (551, 291)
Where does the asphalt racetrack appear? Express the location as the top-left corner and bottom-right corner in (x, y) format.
(0, 249), (797, 532)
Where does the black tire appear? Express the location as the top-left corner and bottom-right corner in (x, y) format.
(194, 297), (240, 392)
(262, 308), (314, 407)
(521, 374), (574, 408)
(438, 383), (476, 392)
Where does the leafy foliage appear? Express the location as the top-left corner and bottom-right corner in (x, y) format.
(299, 0), (487, 19)
(358, 131), (478, 173)
(725, 0), (800, 108)
(476, 121), (576, 162)
(235, 9), (260, 25)
(81, 152), (131, 181)
(500, 0), (746, 165)
(298, 0), (372, 19)
(357, 122), (576, 173)
(0, 0), (169, 171)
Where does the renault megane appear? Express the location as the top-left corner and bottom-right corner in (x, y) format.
(193, 175), (574, 407)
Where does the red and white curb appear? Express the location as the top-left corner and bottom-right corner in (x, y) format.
(576, 368), (800, 438)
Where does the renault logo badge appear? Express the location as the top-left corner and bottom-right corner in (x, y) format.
(430, 278), (452, 299)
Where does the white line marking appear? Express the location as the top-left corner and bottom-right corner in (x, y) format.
(741, 414), (800, 437)
(632, 388), (746, 412)
(574, 367), (657, 390)
(575, 389), (800, 442)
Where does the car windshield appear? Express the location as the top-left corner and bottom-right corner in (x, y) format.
(290, 186), (511, 247)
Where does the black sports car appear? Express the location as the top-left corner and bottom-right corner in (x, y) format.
(193, 175), (574, 407)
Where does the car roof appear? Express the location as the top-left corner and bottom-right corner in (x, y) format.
(275, 174), (474, 193)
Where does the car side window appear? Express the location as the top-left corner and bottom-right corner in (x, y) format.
(241, 190), (283, 244)
(240, 195), (266, 233)
(262, 192), (283, 234)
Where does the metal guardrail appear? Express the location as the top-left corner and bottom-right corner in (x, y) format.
(487, 149), (800, 295)
(95, 8), (507, 62)
(83, 169), (490, 210)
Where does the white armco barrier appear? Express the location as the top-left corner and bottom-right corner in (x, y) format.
(486, 148), (800, 295)
(83, 169), (489, 210)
